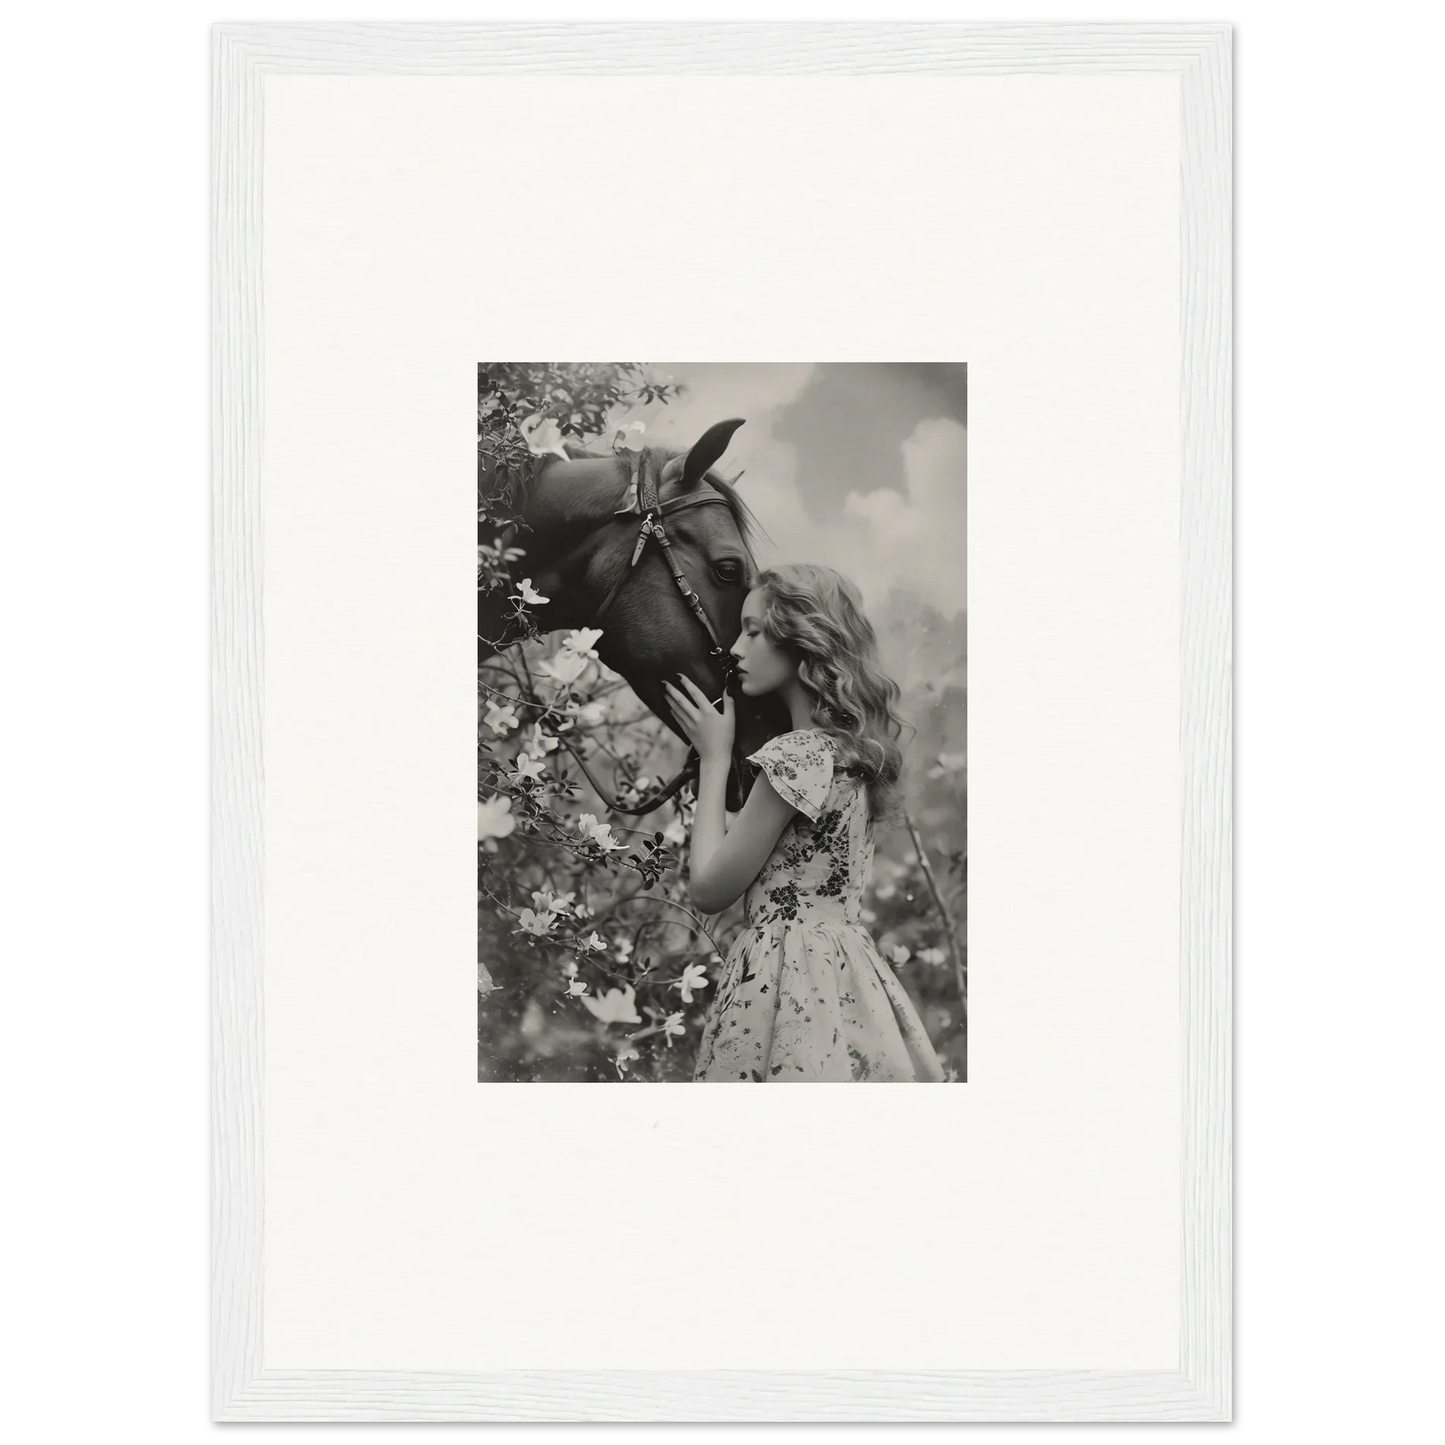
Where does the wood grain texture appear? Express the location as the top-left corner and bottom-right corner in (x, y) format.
(212, 21), (1231, 1422)
(213, 20), (1229, 73)
(1177, 27), (1233, 1425)
(218, 1368), (1220, 1423)
(211, 22), (267, 1423)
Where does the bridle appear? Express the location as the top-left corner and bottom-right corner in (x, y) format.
(588, 450), (739, 680)
(561, 449), (743, 816)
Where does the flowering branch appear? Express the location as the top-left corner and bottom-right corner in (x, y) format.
(901, 808), (967, 1026)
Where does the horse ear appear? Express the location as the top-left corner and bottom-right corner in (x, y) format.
(679, 418), (745, 491)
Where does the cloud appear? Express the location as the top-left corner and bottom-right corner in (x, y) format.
(636, 364), (816, 454)
(615, 364), (814, 560)
(618, 366), (966, 620)
(838, 417), (968, 617)
(750, 416), (967, 621)
(775, 363), (966, 521)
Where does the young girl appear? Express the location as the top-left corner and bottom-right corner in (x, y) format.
(663, 564), (945, 1083)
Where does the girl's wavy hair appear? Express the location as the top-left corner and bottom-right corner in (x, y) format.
(753, 564), (908, 822)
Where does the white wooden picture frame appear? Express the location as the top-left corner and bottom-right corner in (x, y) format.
(206, 14), (1242, 1433)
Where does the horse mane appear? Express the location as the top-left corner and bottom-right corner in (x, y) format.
(698, 472), (762, 560)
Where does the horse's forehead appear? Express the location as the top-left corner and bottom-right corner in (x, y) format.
(666, 491), (748, 553)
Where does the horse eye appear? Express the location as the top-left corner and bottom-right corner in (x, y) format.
(713, 559), (744, 584)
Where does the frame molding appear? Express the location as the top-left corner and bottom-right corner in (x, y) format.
(206, 14), (1242, 1433)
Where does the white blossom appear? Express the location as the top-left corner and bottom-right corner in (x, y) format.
(511, 577), (550, 606)
(516, 907), (554, 938)
(576, 813), (627, 852)
(582, 985), (642, 1025)
(476, 796), (516, 842)
(513, 753), (546, 785)
(520, 415), (570, 462)
(539, 650), (590, 687)
(673, 962), (710, 1004)
(527, 723), (560, 756)
(531, 889), (575, 917)
(571, 699), (608, 728)
(562, 627), (604, 659)
(483, 700), (519, 737)
(611, 420), (647, 454)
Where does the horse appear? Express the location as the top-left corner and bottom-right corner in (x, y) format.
(479, 418), (789, 812)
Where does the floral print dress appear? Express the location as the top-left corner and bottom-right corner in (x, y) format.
(694, 730), (946, 1082)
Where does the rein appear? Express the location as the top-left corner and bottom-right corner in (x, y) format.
(557, 732), (700, 817)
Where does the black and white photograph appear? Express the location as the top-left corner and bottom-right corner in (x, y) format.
(478, 363), (967, 1081)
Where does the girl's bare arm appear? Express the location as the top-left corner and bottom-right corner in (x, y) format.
(687, 759), (796, 914)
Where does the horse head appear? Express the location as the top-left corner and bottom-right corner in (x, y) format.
(480, 419), (788, 811)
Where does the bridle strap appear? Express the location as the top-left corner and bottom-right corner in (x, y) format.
(576, 450), (738, 816)
(587, 451), (735, 667)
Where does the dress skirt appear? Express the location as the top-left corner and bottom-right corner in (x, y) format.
(694, 917), (945, 1083)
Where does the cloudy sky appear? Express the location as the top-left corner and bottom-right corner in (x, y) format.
(617, 363), (967, 620)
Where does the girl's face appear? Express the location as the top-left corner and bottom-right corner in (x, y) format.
(730, 588), (798, 697)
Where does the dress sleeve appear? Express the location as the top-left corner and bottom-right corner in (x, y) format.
(747, 732), (835, 821)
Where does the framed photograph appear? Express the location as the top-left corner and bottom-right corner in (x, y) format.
(474, 364), (969, 1087)
(214, 22), (1230, 1421)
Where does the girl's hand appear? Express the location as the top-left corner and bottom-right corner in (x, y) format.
(663, 676), (735, 763)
